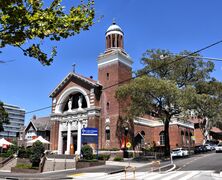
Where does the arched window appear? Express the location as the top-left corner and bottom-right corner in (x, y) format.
(105, 126), (110, 140)
(159, 131), (165, 145)
(190, 132), (193, 145)
(141, 131), (145, 136)
(185, 131), (189, 145)
(63, 92), (87, 112)
(106, 102), (110, 111)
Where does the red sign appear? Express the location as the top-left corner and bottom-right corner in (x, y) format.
(32, 136), (37, 139)
(2, 144), (7, 149)
(121, 136), (129, 149)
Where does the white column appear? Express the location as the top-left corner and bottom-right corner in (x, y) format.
(76, 119), (82, 155)
(58, 123), (63, 154)
(115, 34), (117, 47)
(66, 122), (71, 155)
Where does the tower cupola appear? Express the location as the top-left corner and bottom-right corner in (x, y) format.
(105, 21), (124, 50)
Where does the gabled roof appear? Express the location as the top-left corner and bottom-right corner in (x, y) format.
(24, 121), (37, 132)
(32, 116), (51, 131)
(211, 127), (222, 133)
(25, 116), (51, 132)
(49, 72), (102, 97)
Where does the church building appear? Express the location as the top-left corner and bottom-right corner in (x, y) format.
(49, 22), (194, 155)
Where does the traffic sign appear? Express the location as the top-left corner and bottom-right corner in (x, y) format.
(126, 142), (131, 148)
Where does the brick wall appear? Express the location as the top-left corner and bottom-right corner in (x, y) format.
(98, 60), (132, 149)
(50, 121), (59, 150)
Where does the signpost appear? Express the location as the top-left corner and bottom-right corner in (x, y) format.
(126, 142), (131, 149)
(81, 128), (98, 159)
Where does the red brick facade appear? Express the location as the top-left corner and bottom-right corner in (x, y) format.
(98, 59), (132, 149)
(50, 121), (59, 150)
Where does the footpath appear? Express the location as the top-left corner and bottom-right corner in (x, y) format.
(0, 159), (175, 179)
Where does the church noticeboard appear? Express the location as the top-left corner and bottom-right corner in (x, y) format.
(81, 128), (98, 144)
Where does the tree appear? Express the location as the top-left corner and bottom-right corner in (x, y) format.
(0, 0), (95, 65)
(116, 49), (216, 156)
(30, 141), (45, 167)
(185, 80), (222, 143)
(0, 101), (9, 132)
(117, 76), (184, 156)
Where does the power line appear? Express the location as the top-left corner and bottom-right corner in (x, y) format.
(25, 39), (222, 114)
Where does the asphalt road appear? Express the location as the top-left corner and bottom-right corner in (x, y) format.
(174, 151), (222, 173)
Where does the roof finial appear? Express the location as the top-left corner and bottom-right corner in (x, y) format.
(112, 18), (116, 25)
(72, 63), (76, 73)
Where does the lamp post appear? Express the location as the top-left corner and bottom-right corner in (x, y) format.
(123, 127), (129, 158)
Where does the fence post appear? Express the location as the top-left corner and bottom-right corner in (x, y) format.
(65, 155), (67, 170)
(53, 154), (55, 171)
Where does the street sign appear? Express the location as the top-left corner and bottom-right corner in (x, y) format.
(81, 128), (98, 136)
(126, 142), (131, 148)
(191, 136), (195, 140)
(81, 127), (99, 159)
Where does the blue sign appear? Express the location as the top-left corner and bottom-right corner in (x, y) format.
(81, 128), (98, 136)
(81, 128), (99, 159)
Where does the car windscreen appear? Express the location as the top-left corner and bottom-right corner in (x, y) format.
(172, 149), (180, 152)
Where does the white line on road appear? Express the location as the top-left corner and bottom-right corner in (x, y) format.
(160, 171), (185, 180)
(178, 171), (200, 180)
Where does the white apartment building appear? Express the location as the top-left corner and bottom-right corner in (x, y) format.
(0, 103), (25, 140)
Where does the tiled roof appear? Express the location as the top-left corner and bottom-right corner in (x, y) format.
(211, 127), (222, 133)
(49, 72), (102, 97)
(31, 116), (52, 131)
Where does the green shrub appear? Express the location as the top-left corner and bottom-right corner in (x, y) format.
(111, 148), (120, 151)
(78, 159), (98, 162)
(16, 163), (32, 169)
(128, 152), (134, 158)
(92, 154), (110, 160)
(113, 156), (123, 161)
(98, 154), (110, 160)
(0, 153), (10, 158)
(30, 141), (45, 167)
(81, 145), (93, 160)
(99, 148), (120, 151)
(17, 147), (31, 158)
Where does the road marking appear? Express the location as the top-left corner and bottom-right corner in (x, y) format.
(67, 173), (107, 179)
(179, 171), (200, 180)
(160, 171), (184, 180)
(67, 173), (85, 178)
(143, 172), (168, 180)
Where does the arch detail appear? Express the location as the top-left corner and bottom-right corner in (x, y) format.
(55, 86), (90, 113)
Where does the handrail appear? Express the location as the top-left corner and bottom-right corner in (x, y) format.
(39, 155), (47, 172)
(0, 155), (15, 168)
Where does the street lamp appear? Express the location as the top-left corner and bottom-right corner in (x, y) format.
(123, 127), (129, 158)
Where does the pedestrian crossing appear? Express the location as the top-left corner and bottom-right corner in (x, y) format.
(67, 170), (215, 180)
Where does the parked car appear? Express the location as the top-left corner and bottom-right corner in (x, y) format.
(194, 145), (202, 154)
(215, 142), (222, 153)
(171, 148), (189, 157)
(204, 144), (213, 151)
(194, 145), (207, 154)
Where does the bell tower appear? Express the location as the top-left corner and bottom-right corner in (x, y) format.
(105, 21), (124, 50)
(97, 21), (133, 149)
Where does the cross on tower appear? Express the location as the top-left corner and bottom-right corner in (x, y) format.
(72, 64), (76, 73)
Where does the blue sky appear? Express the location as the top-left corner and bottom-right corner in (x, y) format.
(1, 0), (222, 124)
